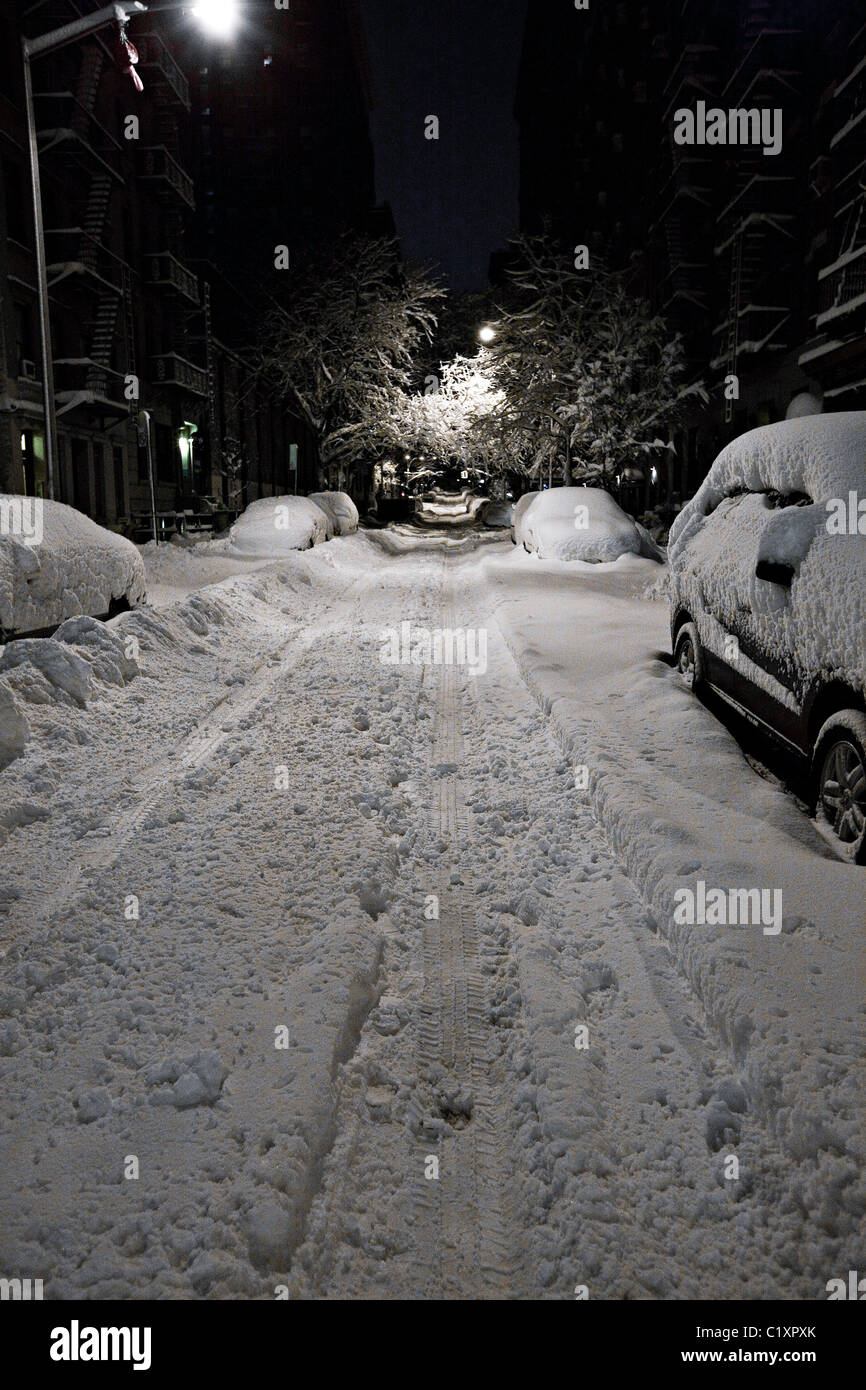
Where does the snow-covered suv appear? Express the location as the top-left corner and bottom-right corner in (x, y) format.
(668, 412), (866, 864)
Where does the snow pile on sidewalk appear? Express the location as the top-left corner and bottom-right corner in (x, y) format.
(0, 682), (29, 770)
(415, 489), (489, 527)
(0, 616), (140, 771)
(308, 492), (359, 536)
(138, 537), (276, 607)
(0, 496), (145, 638)
(228, 495), (333, 556)
(514, 486), (663, 562)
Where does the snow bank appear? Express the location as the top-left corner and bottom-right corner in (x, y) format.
(0, 682), (29, 769)
(515, 486), (664, 562)
(308, 492), (359, 536)
(415, 490), (488, 527)
(0, 496), (145, 638)
(228, 495), (333, 556)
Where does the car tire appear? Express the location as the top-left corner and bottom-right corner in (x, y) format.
(811, 711), (866, 865)
(674, 621), (704, 692)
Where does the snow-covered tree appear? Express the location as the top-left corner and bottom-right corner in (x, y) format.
(487, 233), (707, 487)
(259, 236), (443, 487)
(396, 353), (504, 480)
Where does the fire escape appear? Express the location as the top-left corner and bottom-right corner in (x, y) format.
(708, 28), (803, 421)
(798, 22), (866, 401)
(37, 43), (131, 420)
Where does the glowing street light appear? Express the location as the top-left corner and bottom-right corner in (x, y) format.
(478, 325), (496, 345)
(191, 0), (240, 38)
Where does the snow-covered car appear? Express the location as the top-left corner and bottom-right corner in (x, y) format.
(510, 490), (541, 544)
(669, 411), (866, 863)
(228, 495), (333, 556)
(0, 495), (146, 640)
(513, 485), (664, 562)
(308, 491), (359, 536)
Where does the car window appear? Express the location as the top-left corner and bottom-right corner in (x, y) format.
(708, 486), (813, 517)
(762, 489), (812, 509)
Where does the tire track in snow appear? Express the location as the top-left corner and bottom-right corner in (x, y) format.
(8, 572), (373, 948)
(410, 559), (518, 1298)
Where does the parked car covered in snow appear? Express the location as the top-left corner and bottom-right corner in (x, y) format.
(228, 495), (333, 555)
(308, 491), (359, 536)
(0, 495), (146, 640)
(510, 490), (541, 545)
(669, 411), (866, 863)
(513, 485), (664, 562)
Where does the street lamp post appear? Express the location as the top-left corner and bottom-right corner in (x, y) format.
(22, 3), (147, 500)
(21, 1), (239, 502)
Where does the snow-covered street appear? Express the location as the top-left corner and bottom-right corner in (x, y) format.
(0, 528), (862, 1300)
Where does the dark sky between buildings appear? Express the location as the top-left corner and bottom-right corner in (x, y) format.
(361, 0), (527, 290)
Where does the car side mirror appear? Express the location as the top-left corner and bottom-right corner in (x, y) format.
(755, 559), (794, 587)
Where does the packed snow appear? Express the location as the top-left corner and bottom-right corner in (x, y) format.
(0, 496), (145, 638)
(0, 516), (862, 1300)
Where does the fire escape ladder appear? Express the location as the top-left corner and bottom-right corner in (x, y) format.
(83, 172), (112, 247)
(73, 46), (104, 130)
(86, 294), (122, 396)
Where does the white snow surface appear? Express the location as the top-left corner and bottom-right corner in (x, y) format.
(0, 525), (863, 1300)
(228, 495), (333, 556)
(0, 496), (145, 637)
(515, 485), (663, 563)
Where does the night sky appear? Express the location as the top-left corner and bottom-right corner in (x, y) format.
(361, 0), (527, 290)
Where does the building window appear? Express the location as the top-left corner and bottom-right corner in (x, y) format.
(94, 443), (106, 518)
(156, 423), (176, 484)
(20, 430), (46, 498)
(14, 303), (36, 373)
(113, 447), (126, 517)
(70, 437), (90, 514)
(3, 161), (28, 243)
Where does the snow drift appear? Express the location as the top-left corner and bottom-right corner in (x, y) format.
(515, 486), (664, 563)
(0, 496), (145, 638)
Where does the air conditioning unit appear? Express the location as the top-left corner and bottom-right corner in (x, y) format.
(19, 359), (37, 380)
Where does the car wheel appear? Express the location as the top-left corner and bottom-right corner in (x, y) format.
(812, 712), (866, 865)
(674, 622), (703, 692)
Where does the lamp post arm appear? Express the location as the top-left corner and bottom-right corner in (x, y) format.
(23, 3), (147, 60)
